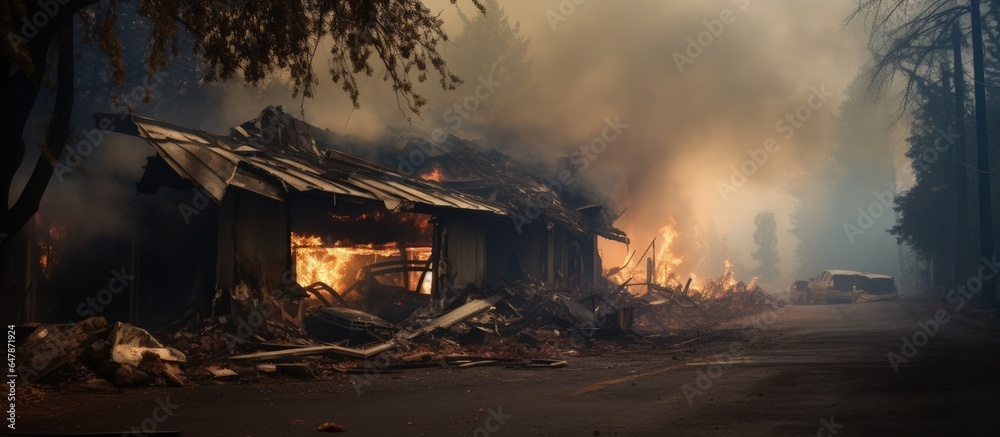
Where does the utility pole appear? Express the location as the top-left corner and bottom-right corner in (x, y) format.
(969, 0), (996, 307)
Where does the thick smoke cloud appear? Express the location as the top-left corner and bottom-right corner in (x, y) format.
(21, 0), (885, 288)
(414, 0), (875, 284)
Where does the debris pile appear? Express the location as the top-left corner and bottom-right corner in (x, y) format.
(629, 266), (785, 332)
(17, 318), (187, 388)
(16, 267), (781, 388)
(203, 280), (618, 378)
(694, 279), (784, 320)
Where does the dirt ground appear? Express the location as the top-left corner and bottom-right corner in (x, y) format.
(7, 297), (1000, 436)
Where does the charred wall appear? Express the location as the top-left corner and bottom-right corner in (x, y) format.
(216, 188), (291, 303)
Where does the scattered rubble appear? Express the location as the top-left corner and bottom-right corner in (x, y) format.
(630, 267), (785, 332)
(17, 318), (188, 388)
(16, 262), (783, 390)
(19, 317), (110, 382)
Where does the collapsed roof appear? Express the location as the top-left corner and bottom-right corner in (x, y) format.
(390, 132), (628, 243)
(99, 106), (626, 241)
(99, 110), (505, 215)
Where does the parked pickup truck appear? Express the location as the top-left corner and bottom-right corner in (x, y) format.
(804, 270), (863, 304)
(855, 273), (899, 302)
(789, 280), (810, 304)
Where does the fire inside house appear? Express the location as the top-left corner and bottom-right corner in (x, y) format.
(4, 105), (784, 417)
(49, 106), (628, 331)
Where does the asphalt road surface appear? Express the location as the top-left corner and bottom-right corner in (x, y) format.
(10, 297), (1000, 436)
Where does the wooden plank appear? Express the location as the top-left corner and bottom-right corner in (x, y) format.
(403, 296), (500, 340)
(230, 340), (394, 360)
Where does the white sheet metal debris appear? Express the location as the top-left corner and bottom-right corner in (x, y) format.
(230, 340), (396, 360)
(403, 296), (501, 340)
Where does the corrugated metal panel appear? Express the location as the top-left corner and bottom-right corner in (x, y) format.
(145, 141), (239, 203)
(115, 115), (508, 216)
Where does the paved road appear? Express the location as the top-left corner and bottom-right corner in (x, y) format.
(11, 298), (1000, 436)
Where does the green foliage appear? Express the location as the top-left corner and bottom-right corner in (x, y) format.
(888, 71), (960, 260)
(751, 211), (780, 281)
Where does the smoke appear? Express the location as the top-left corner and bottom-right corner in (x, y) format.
(18, 0), (881, 289)
(208, 0), (877, 284)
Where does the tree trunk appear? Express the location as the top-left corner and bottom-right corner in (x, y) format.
(0, 2), (82, 285)
(0, 3), (76, 320)
(951, 21), (970, 293)
(969, 0), (997, 307)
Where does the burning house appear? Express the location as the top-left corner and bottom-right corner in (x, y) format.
(2, 109), (785, 394)
(59, 106), (631, 333)
(391, 132), (630, 291)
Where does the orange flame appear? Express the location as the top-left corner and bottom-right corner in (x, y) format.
(292, 233), (397, 293)
(653, 218), (685, 287)
(610, 216), (694, 292)
(420, 164), (445, 182)
(291, 233), (434, 301)
(37, 218), (66, 279)
(690, 259), (739, 299)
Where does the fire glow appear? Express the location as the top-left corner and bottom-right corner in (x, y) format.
(419, 163), (445, 182)
(653, 217), (685, 287)
(610, 216), (704, 294)
(36, 217), (66, 279)
(291, 233), (433, 301)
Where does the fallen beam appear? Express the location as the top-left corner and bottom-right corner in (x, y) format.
(230, 341), (395, 360)
(403, 296), (500, 340)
